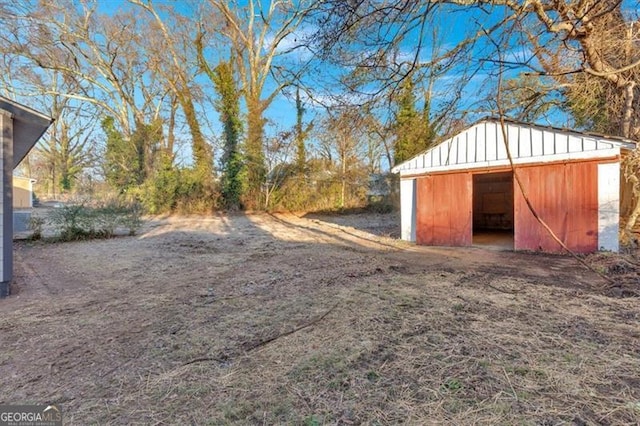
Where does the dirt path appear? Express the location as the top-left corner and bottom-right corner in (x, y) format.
(1, 213), (638, 425)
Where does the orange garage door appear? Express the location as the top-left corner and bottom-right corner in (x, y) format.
(514, 162), (598, 253)
(416, 173), (472, 246)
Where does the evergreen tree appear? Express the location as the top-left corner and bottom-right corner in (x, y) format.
(393, 75), (437, 165)
(393, 77), (419, 165)
(102, 117), (136, 191)
(102, 116), (162, 193)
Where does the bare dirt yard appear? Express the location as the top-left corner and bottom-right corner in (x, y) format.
(1, 212), (639, 425)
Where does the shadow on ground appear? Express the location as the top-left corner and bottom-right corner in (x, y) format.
(1, 213), (638, 425)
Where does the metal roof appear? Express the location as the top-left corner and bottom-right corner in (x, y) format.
(392, 118), (636, 176)
(0, 96), (54, 168)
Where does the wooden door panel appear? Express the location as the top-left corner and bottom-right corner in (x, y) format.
(514, 162), (597, 253)
(416, 173), (472, 246)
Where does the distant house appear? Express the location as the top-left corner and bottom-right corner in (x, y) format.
(392, 118), (637, 253)
(13, 175), (35, 209)
(367, 173), (398, 204)
(0, 96), (53, 297)
(13, 175), (37, 235)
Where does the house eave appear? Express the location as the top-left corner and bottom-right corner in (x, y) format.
(0, 96), (54, 168)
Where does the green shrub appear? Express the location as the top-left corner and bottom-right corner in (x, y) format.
(28, 216), (45, 240)
(48, 204), (94, 240)
(366, 196), (395, 213)
(47, 201), (143, 242)
(137, 163), (219, 215)
(138, 165), (181, 214)
(93, 200), (143, 237)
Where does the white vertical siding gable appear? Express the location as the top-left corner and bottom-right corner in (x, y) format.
(393, 119), (631, 176)
(476, 122), (487, 162)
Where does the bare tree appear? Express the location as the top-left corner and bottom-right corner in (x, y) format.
(202, 0), (313, 206)
(0, 0), (176, 199)
(0, 1), (170, 135)
(39, 92), (96, 196)
(496, 0), (640, 238)
(130, 0), (214, 179)
(0, 38), (96, 197)
(318, 108), (371, 209)
(316, 0), (640, 237)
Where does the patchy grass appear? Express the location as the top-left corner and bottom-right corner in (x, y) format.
(2, 213), (639, 424)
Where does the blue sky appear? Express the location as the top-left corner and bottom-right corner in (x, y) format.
(7, 0), (638, 170)
(93, 0), (563, 166)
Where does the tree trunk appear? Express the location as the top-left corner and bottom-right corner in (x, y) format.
(624, 192), (640, 241)
(167, 97), (177, 157)
(341, 152), (346, 209)
(622, 81), (636, 139)
(245, 98), (266, 207)
(178, 93), (212, 178)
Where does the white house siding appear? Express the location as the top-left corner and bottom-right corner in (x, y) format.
(0, 97), (52, 297)
(0, 109), (9, 285)
(400, 178), (416, 241)
(598, 162), (620, 252)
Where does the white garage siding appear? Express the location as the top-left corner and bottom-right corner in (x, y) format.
(598, 162), (620, 252)
(400, 179), (416, 242)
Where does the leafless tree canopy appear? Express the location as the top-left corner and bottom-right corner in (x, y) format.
(0, 0), (638, 222)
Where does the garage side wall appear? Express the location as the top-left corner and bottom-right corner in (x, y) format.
(597, 162), (620, 251)
(514, 162), (598, 253)
(400, 179), (416, 241)
(416, 173), (472, 246)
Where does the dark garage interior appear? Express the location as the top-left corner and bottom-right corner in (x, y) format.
(472, 171), (514, 249)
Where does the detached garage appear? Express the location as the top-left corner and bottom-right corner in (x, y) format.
(393, 118), (637, 253)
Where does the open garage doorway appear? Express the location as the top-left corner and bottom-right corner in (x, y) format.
(472, 171), (514, 250)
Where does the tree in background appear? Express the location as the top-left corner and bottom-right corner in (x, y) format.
(318, 108), (370, 209)
(34, 72), (95, 196)
(497, 0), (640, 237)
(0, 0), (173, 202)
(517, 1), (639, 140)
(212, 60), (244, 210)
(499, 74), (563, 123)
(205, 0), (312, 207)
(102, 117), (137, 192)
(263, 130), (297, 210)
(131, 0), (214, 183)
(392, 74), (439, 165)
(312, 3), (474, 169)
(393, 77), (418, 165)
(0, 1), (167, 136)
(294, 86), (313, 174)
(41, 112), (95, 195)
(3, 0), (637, 222)
(315, 0), (640, 234)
